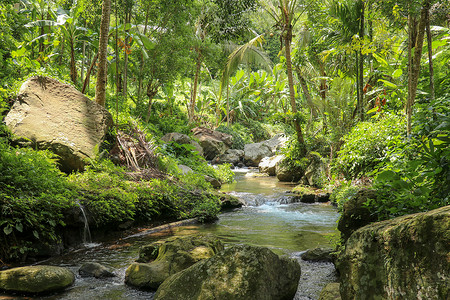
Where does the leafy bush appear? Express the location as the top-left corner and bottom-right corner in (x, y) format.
(332, 114), (406, 179)
(329, 182), (360, 211)
(216, 125), (245, 150)
(0, 140), (74, 260)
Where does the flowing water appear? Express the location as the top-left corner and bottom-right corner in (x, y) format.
(2, 168), (339, 300)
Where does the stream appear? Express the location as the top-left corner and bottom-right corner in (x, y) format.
(2, 168), (339, 300)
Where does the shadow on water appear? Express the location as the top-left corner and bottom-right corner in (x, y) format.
(1, 168), (339, 300)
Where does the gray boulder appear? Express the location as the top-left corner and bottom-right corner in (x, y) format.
(178, 164), (193, 174)
(302, 153), (327, 188)
(301, 248), (334, 262)
(213, 149), (244, 165)
(192, 127), (232, 160)
(161, 132), (203, 156)
(244, 142), (272, 166)
(263, 133), (288, 153)
(259, 154), (285, 176)
(0, 265), (75, 293)
(5, 76), (112, 172)
(125, 235), (223, 290)
(154, 244), (301, 300)
(79, 262), (115, 278)
(337, 205), (450, 300)
(276, 158), (305, 182)
(204, 175), (221, 189)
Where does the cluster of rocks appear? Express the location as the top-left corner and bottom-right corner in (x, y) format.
(126, 234), (301, 300)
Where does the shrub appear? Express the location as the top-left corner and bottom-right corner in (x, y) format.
(216, 125), (245, 150)
(332, 114), (406, 179)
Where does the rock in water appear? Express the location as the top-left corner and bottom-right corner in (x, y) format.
(125, 234), (223, 290)
(5, 76), (113, 172)
(79, 262), (115, 278)
(0, 265), (75, 293)
(259, 154), (284, 176)
(154, 244), (301, 300)
(337, 205), (450, 300)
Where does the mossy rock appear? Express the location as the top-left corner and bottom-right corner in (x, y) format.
(318, 283), (341, 300)
(125, 234), (223, 290)
(0, 265), (75, 294)
(337, 188), (378, 241)
(337, 205), (450, 300)
(301, 248), (334, 262)
(154, 244), (301, 300)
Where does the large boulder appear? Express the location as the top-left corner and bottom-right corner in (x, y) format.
(301, 152), (327, 188)
(4, 76), (113, 172)
(154, 244), (301, 300)
(337, 188), (378, 241)
(276, 158), (305, 182)
(244, 143), (272, 166)
(318, 283), (341, 300)
(79, 262), (115, 278)
(337, 205), (450, 300)
(263, 133), (288, 153)
(0, 265), (75, 293)
(191, 127), (232, 160)
(161, 132), (203, 156)
(259, 154), (285, 176)
(125, 234), (223, 290)
(213, 149), (244, 165)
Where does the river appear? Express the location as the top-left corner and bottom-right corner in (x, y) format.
(2, 168), (339, 300)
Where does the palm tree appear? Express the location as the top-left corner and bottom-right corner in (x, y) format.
(262, 0), (307, 154)
(95, 0), (111, 107)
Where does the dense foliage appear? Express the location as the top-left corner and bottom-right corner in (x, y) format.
(0, 0), (449, 261)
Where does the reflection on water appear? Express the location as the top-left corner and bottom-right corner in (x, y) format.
(2, 168), (339, 300)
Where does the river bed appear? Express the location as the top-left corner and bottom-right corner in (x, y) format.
(1, 169), (339, 300)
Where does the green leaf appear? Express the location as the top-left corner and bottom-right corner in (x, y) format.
(367, 107), (378, 114)
(376, 170), (398, 181)
(15, 223), (23, 232)
(378, 79), (398, 89)
(392, 69), (402, 78)
(33, 230), (39, 239)
(3, 225), (13, 235)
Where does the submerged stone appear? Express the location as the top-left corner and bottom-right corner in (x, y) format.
(0, 265), (75, 294)
(154, 244), (301, 300)
(79, 262), (115, 278)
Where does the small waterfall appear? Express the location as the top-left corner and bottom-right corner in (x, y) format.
(76, 201), (92, 244)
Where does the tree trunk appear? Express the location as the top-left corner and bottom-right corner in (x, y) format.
(190, 49), (202, 123)
(407, 1), (430, 136)
(70, 40), (77, 84)
(297, 70), (317, 118)
(123, 11), (131, 100)
(425, 8), (435, 101)
(82, 53), (98, 94)
(137, 3), (151, 102)
(285, 27), (305, 153)
(95, 0), (111, 107)
(145, 81), (160, 122)
(358, 0), (365, 121)
(81, 41), (86, 86)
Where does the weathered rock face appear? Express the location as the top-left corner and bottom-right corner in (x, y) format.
(178, 164), (193, 174)
(318, 283), (341, 300)
(244, 143), (272, 166)
(154, 244), (301, 300)
(204, 175), (221, 189)
(125, 235), (223, 290)
(79, 262), (115, 278)
(0, 265), (75, 293)
(4, 76), (113, 172)
(213, 149), (244, 165)
(259, 154), (284, 176)
(191, 127), (232, 160)
(263, 133), (288, 153)
(301, 247), (334, 263)
(337, 206), (450, 300)
(301, 153), (327, 188)
(276, 159), (305, 182)
(161, 132), (203, 156)
(337, 188), (378, 241)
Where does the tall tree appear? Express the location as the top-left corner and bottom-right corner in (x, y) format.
(262, 0), (306, 153)
(95, 0), (111, 107)
(407, 0), (431, 136)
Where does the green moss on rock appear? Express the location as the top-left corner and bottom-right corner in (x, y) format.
(154, 244), (301, 300)
(0, 265), (75, 294)
(337, 205), (450, 300)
